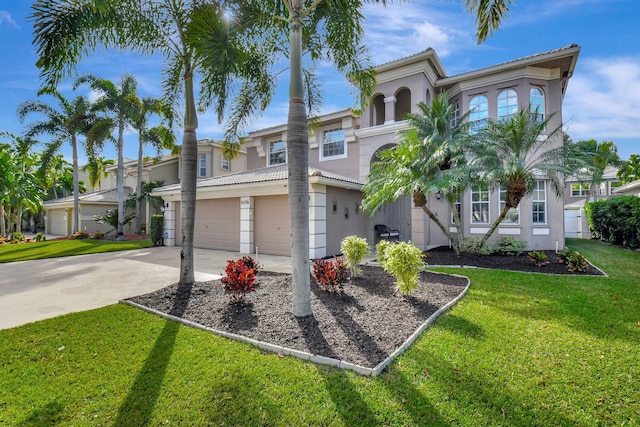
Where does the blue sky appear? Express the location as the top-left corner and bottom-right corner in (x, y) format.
(1, 0), (639, 162)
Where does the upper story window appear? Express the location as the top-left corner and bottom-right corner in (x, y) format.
(269, 140), (286, 166)
(499, 184), (519, 224)
(451, 100), (460, 128)
(532, 180), (547, 224)
(372, 94), (385, 126)
(469, 95), (488, 134)
(471, 184), (490, 224)
(321, 128), (346, 160)
(498, 89), (518, 121)
(571, 183), (589, 197)
(395, 88), (411, 121)
(530, 87), (545, 122)
(199, 153), (207, 177)
(221, 155), (231, 171)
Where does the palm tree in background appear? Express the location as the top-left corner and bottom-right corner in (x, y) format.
(82, 156), (115, 191)
(32, 0), (271, 285)
(617, 153), (640, 184)
(17, 91), (102, 233)
(128, 95), (175, 234)
(573, 139), (621, 201)
(467, 108), (584, 247)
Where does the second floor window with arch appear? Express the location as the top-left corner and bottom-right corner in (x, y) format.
(498, 89), (518, 121)
(530, 87), (545, 122)
(469, 94), (488, 134)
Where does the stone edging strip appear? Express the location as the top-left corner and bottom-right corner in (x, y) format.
(120, 273), (471, 377)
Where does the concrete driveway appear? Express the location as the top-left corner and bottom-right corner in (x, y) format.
(0, 246), (292, 330)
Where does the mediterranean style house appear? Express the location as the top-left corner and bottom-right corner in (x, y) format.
(156, 44), (581, 257)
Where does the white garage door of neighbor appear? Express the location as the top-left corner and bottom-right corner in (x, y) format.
(194, 198), (240, 251)
(254, 195), (291, 256)
(48, 209), (68, 236)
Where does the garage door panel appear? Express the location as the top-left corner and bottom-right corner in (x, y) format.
(254, 195), (291, 256)
(194, 198), (240, 251)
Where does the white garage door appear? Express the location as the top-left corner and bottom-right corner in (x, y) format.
(254, 195), (291, 256)
(193, 198), (240, 251)
(48, 209), (68, 236)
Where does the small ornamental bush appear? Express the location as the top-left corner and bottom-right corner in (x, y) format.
(72, 231), (90, 240)
(34, 232), (46, 242)
(380, 241), (425, 295)
(376, 240), (393, 265)
(566, 251), (588, 272)
(340, 235), (370, 277)
(311, 257), (350, 293)
(494, 236), (527, 256)
(556, 248), (575, 264)
(90, 231), (106, 240)
(11, 231), (26, 242)
(527, 250), (549, 267)
(221, 258), (257, 303)
(461, 237), (493, 255)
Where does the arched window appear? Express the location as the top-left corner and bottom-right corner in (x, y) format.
(372, 94), (385, 126)
(395, 88), (411, 121)
(530, 87), (545, 122)
(468, 94), (488, 134)
(497, 89), (518, 121)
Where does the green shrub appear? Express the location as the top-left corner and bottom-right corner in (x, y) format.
(311, 257), (349, 293)
(586, 196), (640, 248)
(527, 250), (549, 267)
(34, 232), (46, 242)
(566, 251), (588, 272)
(11, 231), (26, 242)
(494, 236), (527, 256)
(376, 240), (393, 265)
(340, 235), (369, 277)
(461, 237), (493, 255)
(150, 214), (164, 246)
(379, 241), (425, 295)
(556, 248), (576, 264)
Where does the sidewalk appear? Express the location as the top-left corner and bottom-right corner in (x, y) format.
(0, 246), (292, 330)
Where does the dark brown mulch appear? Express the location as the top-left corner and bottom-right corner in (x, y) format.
(425, 247), (605, 276)
(126, 266), (468, 369)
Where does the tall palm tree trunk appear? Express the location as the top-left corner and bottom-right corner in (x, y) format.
(179, 67), (197, 286)
(0, 204), (6, 237)
(117, 114), (125, 235)
(71, 134), (80, 233)
(288, 7), (312, 317)
(136, 134), (143, 234)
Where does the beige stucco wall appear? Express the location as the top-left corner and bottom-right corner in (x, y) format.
(324, 187), (370, 256)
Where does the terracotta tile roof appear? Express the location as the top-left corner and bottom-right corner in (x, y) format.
(154, 165), (362, 194)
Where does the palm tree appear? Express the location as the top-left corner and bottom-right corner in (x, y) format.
(362, 92), (471, 255)
(82, 155), (115, 191)
(32, 0), (270, 286)
(468, 108), (584, 247)
(128, 96), (175, 234)
(0, 143), (16, 237)
(617, 153), (640, 184)
(75, 73), (139, 235)
(17, 91), (103, 233)
(573, 139), (621, 201)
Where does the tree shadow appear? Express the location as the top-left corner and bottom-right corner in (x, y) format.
(17, 401), (65, 427)
(220, 301), (258, 332)
(432, 313), (485, 340)
(112, 281), (192, 426)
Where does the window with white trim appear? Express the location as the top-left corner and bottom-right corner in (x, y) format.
(220, 155), (230, 171)
(469, 95), (488, 134)
(498, 89), (518, 121)
(268, 140), (286, 166)
(499, 184), (519, 224)
(451, 101), (460, 128)
(321, 128), (345, 159)
(471, 185), (490, 224)
(451, 199), (462, 224)
(532, 180), (547, 224)
(530, 87), (545, 122)
(571, 183), (589, 197)
(199, 153), (207, 177)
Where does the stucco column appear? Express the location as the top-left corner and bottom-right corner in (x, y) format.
(384, 96), (396, 124)
(163, 201), (176, 246)
(309, 184), (327, 259)
(240, 196), (254, 254)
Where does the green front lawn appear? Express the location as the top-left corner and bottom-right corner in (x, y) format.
(0, 238), (153, 263)
(0, 239), (638, 425)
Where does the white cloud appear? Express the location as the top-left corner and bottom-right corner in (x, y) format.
(0, 11), (19, 29)
(563, 56), (640, 142)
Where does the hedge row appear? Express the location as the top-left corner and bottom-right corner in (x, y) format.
(585, 196), (640, 248)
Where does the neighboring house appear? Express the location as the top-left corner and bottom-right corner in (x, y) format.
(44, 187), (133, 235)
(191, 138), (247, 179)
(612, 179), (640, 197)
(564, 166), (621, 239)
(157, 44), (581, 257)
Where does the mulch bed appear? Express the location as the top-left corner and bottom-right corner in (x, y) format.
(126, 266), (468, 369)
(425, 247), (605, 276)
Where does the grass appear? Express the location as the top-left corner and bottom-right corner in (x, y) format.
(0, 238), (638, 426)
(0, 238), (153, 263)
